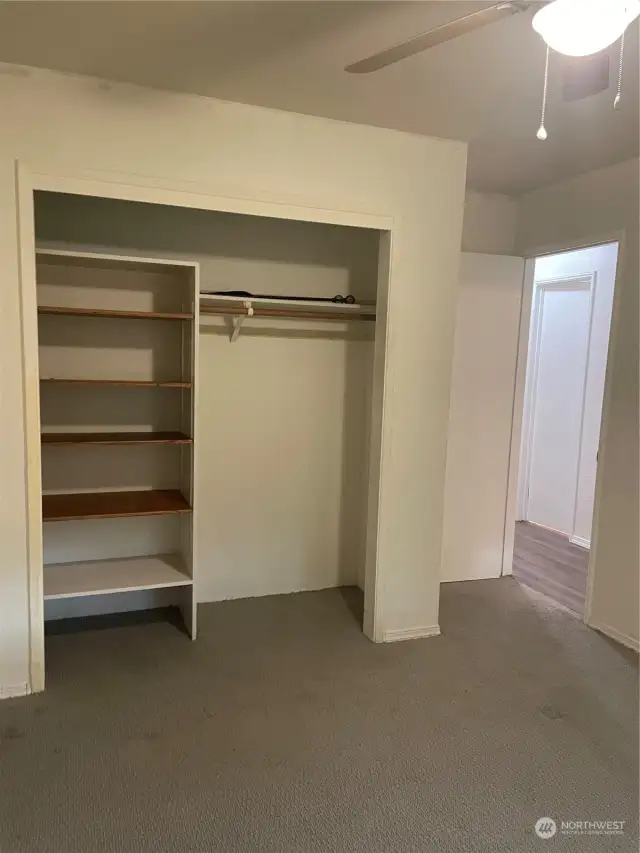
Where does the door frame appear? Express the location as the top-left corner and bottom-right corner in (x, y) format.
(501, 231), (625, 630)
(517, 273), (596, 536)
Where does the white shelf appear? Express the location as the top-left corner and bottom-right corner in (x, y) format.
(200, 292), (376, 316)
(36, 247), (198, 273)
(43, 553), (192, 600)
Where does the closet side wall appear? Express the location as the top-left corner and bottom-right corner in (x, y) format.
(35, 194), (377, 605)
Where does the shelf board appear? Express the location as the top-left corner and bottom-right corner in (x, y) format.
(42, 489), (192, 522)
(36, 248), (196, 275)
(43, 553), (192, 600)
(200, 304), (376, 322)
(38, 305), (193, 320)
(42, 431), (192, 446)
(200, 294), (376, 323)
(40, 378), (191, 389)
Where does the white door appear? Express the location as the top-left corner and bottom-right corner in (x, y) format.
(524, 279), (592, 535)
(441, 253), (526, 582)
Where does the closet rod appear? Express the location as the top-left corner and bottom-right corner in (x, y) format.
(200, 304), (376, 322)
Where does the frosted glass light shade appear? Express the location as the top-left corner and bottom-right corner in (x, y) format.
(532, 0), (640, 57)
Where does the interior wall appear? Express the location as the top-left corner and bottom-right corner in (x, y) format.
(35, 193), (378, 607)
(518, 244), (618, 546)
(441, 192), (522, 585)
(0, 66), (467, 692)
(440, 253), (525, 583)
(517, 158), (639, 649)
(461, 191), (517, 255)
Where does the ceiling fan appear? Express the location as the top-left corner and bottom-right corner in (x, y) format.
(345, 0), (640, 74)
(345, 2), (539, 74)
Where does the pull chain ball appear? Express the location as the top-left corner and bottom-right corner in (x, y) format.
(614, 31), (625, 108)
(536, 28), (627, 137)
(537, 46), (551, 140)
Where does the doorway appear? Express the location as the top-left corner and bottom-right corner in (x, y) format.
(511, 242), (619, 615)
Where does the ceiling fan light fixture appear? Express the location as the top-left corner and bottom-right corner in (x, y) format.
(532, 0), (640, 57)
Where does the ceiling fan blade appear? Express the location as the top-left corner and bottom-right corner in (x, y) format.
(345, 2), (534, 74)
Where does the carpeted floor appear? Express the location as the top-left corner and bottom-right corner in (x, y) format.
(0, 579), (637, 853)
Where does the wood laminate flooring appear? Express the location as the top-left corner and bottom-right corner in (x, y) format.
(513, 521), (589, 615)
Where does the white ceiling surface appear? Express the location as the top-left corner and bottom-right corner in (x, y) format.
(0, 1), (637, 193)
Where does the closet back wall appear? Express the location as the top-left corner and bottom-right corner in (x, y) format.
(35, 192), (378, 605)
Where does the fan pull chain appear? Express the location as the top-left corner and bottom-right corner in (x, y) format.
(614, 31), (625, 108)
(537, 45), (550, 140)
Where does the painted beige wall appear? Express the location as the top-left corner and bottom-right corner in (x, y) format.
(441, 253), (525, 583)
(517, 158), (639, 649)
(35, 193), (377, 607)
(0, 66), (467, 693)
(462, 191), (518, 255)
(440, 195), (522, 586)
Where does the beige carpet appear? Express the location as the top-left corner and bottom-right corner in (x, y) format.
(0, 579), (637, 852)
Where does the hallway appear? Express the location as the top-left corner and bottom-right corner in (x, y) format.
(513, 521), (589, 615)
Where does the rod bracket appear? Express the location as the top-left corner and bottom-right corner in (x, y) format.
(230, 300), (253, 343)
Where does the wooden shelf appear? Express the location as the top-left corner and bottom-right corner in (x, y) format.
(38, 305), (193, 320)
(42, 489), (192, 522)
(42, 431), (192, 446)
(36, 248), (198, 640)
(40, 378), (191, 389)
(43, 553), (192, 600)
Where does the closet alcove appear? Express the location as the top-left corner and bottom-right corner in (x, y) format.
(33, 191), (382, 650)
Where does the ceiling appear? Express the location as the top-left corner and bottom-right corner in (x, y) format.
(0, 1), (637, 194)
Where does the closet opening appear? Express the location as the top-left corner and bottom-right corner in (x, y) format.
(28, 189), (386, 684)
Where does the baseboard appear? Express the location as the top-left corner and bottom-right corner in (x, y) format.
(0, 682), (31, 700)
(570, 535), (590, 549)
(588, 619), (639, 653)
(383, 625), (441, 643)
